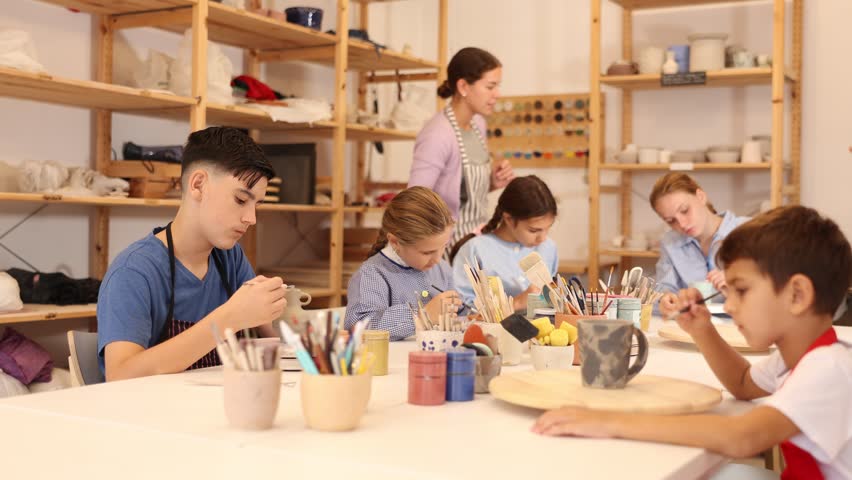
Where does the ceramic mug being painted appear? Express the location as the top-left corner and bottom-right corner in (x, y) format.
(578, 319), (648, 389)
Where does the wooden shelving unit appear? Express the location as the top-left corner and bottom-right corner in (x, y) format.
(586, 0), (803, 285)
(0, 0), (446, 321)
(0, 304), (97, 326)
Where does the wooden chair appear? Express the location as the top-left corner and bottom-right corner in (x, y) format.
(67, 331), (104, 386)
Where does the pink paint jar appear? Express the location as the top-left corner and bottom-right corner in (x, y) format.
(408, 351), (447, 406)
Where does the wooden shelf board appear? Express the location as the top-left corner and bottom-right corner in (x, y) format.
(599, 249), (661, 259)
(0, 304), (96, 325)
(38, 0), (195, 15)
(205, 3), (335, 50)
(0, 66), (194, 117)
(343, 206), (386, 214)
(608, 0), (765, 10)
(206, 103), (416, 141)
(0, 191), (333, 213)
(600, 68), (794, 90)
(510, 158), (587, 169)
(600, 162), (771, 171)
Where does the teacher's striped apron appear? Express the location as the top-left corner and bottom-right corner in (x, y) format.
(444, 105), (491, 248)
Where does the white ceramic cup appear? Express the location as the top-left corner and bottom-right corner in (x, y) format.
(659, 149), (672, 164)
(741, 140), (763, 164)
(638, 147), (661, 164)
(530, 344), (575, 370)
(638, 46), (665, 74)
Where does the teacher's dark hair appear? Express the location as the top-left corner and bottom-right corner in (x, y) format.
(437, 47), (502, 99)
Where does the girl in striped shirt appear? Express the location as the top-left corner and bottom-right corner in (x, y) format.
(345, 187), (463, 340)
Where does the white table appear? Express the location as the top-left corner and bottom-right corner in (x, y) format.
(3, 319), (847, 480)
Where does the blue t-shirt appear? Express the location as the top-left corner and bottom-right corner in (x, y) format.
(96, 230), (254, 374)
(453, 233), (559, 307)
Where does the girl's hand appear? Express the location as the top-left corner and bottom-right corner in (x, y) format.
(706, 269), (727, 293)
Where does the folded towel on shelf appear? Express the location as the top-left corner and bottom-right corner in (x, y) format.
(248, 98), (332, 124)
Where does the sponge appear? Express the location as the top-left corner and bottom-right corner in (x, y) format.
(463, 324), (487, 345)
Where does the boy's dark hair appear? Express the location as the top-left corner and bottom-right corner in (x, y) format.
(717, 205), (852, 315)
(181, 127), (275, 189)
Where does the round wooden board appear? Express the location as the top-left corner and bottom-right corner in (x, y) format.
(658, 323), (768, 353)
(489, 370), (722, 414)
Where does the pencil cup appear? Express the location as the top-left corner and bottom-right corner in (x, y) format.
(362, 330), (389, 376)
(640, 304), (653, 332)
(474, 355), (502, 393)
(445, 348), (475, 402)
(530, 344), (574, 370)
(408, 351), (447, 406)
(300, 372), (372, 431)
(416, 330), (463, 352)
(617, 298), (642, 328)
(223, 367), (281, 430)
(554, 313), (607, 365)
(497, 324), (523, 366)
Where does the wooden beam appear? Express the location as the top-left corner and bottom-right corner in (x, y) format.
(769, 0), (785, 207)
(588, 0), (603, 286)
(111, 8), (192, 30)
(329, 0), (351, 307)
(242, 49), (261, 269)
(436, 0), (448, 111)
(366, 72), (439, 83)
(365, 181), (407, 191)
(355, 1), (370, 227)
(256, 45), (336, 63)
(601, 185), (620, 194)
(789, 0), (802, 205)
(190, 1), (208, 131)
(91, 14), (113, 283)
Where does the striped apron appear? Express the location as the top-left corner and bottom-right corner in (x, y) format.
(157, 222), (233, 370)
(444, 105), (491, 247)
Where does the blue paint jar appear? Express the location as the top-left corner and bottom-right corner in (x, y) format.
(668, 45), (690, 73)
(445, 348), (475, 402)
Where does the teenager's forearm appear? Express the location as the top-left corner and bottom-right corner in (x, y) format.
(689, 326), (758, 400)
(108, 305), (232, 380)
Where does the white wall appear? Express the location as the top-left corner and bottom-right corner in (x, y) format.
(0, 0), (849, 279)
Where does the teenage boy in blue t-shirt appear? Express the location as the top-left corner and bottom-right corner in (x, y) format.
(97, 127), (286, 381)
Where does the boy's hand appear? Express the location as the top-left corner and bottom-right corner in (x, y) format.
(224, 275), (287, 330)
(674, 287), (713, 336)
(532, 407), (616, 438)
(706, 269), (727, 293)
(659, 292), (679, 318)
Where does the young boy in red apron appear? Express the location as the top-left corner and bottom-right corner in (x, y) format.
(534, 205), (852, 479)
(97, 127), (286, 381)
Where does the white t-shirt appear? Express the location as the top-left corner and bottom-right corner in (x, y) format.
(750, 339), (852, 480)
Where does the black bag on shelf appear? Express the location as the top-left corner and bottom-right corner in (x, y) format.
(122, 142), (183, 164)
(5, 268), (100, 306)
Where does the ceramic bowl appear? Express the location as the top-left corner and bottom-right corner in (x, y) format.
(707, 151), (740, 163)
(285, 7), (323, 30)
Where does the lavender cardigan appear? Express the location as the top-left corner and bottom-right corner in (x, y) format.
(407, 111), (488, 219)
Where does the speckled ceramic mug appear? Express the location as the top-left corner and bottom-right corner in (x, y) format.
(578, 319), (648, 389)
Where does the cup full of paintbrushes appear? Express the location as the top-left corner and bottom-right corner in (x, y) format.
(300, 370), (373, 432)
(414, 301), (464, 352)
(217, 329), (283, 430)
(287, 314), (375, 431)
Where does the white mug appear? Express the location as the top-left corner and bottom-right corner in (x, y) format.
(741, 141), (762, 164)
(638, 147), (661, 164)
(659, 149), (672, 164)
(638, 47), (665, 74)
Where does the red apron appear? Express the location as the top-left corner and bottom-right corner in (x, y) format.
(779, 327), (838, 480)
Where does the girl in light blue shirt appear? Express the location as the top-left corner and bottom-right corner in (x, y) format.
(650, 173), (749, 311)
(450, 175), (558, 312)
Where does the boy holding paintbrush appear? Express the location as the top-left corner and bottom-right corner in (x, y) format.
(534, 206), (852, 479)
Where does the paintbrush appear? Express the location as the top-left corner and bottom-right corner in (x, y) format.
(666, 291), (724, 320)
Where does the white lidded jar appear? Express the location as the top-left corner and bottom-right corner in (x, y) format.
(688, 33), (728, 72)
